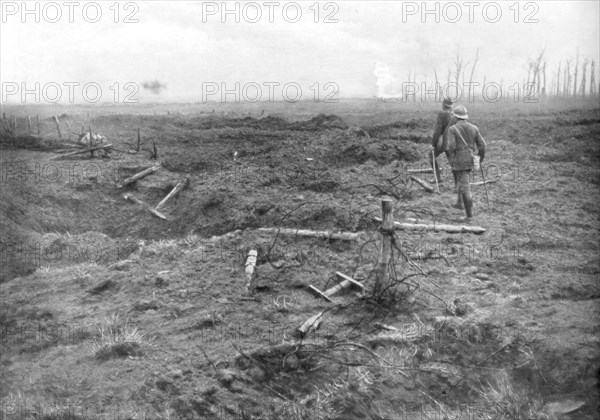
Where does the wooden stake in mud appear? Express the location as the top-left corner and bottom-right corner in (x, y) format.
(36, 115), (40, 135)
(432, 149), (440, 194)
(137, 127), (141, 151)
(27, 116), (32, 134)
(117, 164), (161, 188)
(374, 198), (394, 295)
(54, 116), (62, 139)
(245, 250), (257, 293)
(155, 177), (189, 211)
(410, 176), (435, 193)
(65, 121), (72, 140)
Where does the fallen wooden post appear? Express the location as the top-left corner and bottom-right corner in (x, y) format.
(470, 178), (500, 186)
(245, 250), (257, 293)
(308, 271), (365, 302)
(155, 178), (189, 211)
(51, 143), (113, 160)
(297, 311), (324, 337)
(117, 164), (161, 188)
(406, 168), (434, 174)
(410, 176), (434, 193)
(373, 217), (486, 234)
(257, 228), (360, 242)
(123, 193), (167, 220)
(54, 116), (62, 139)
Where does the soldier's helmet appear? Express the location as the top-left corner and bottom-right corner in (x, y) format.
(442, 97), (453, 109)
(453, 105), (468, 119)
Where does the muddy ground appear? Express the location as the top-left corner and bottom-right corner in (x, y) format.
(0, 99), (599, 419)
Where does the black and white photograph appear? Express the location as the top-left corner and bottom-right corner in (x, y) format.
(1, 1), (599, 418)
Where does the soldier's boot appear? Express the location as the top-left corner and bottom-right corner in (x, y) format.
(452, 171), (459, 194)
(462, 192), (474, 222)
(451, 190), (464, 210)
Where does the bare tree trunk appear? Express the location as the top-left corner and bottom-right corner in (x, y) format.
(573, 51), (579, 96)
(556, 62), (561, 96)
(580, 60), (588, 96)
(590, 60), (596, 96)
(467, 48), (479, 101)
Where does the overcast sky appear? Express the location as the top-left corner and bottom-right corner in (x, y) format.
(1, 1), (599, 103)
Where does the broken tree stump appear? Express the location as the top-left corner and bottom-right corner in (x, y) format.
(308, 272), (365, 302)
(155, 178), (189, 211)
(117, 164), (161, 188)
(373, 217), (486, 234)
(257, 228), (360, 242)
(410, 176), (434, 193)
(245, 250), (257, 292)
(27, 116), (32, 134)
(51, 143), (113, 160)
(297, 311), (325, 337)
(374, 198), (394, 295)
(36, 115), (40, 135)
(123, 193), (167, 220)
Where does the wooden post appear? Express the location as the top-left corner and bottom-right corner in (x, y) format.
(137, 128), (141, 151)
(155, 178), (189, 211)
(36, 115), (40, 135)
(374, 198), (394, 295)
(245, 250), (257, 292)
(51, 143), (112, 160)
(297, 311), (324, 337)
(2, 113), (6, 129)
(117, 164), (161, 188)
(11, 115), (16, 131)
(257, 227), (360, 242)
(410, 176), (435, 193)
(123, 193), (167, 220)
(27, 116), (32, 134)
(54, 116), (62, 139)
(373, 216), (486, 234)
(65, 121), (72, 140)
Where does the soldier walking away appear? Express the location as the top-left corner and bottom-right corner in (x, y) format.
(444, 105), (486, 222)
(429, 97), (457, 189)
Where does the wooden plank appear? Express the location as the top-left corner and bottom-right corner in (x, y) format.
(155, 178), (189, 211)
(410, 176), (434, 193)
(257, 227), (360, 242)
(406, 168), (434, 174)
(51, 143), (112, 160)
(123, 193), (167, 220)
(308, 285), (333, 302)
(335, 272), (365, 291)
(374, 216), (486, 234)
(117, 164), (161, 188)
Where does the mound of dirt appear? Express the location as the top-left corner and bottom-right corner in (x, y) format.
(0, 132), (61, 151)
(333, 139), (420, 166)
(290, 114), (348, 131)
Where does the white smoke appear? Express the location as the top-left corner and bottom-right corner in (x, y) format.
(374, 61), (401, 98)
